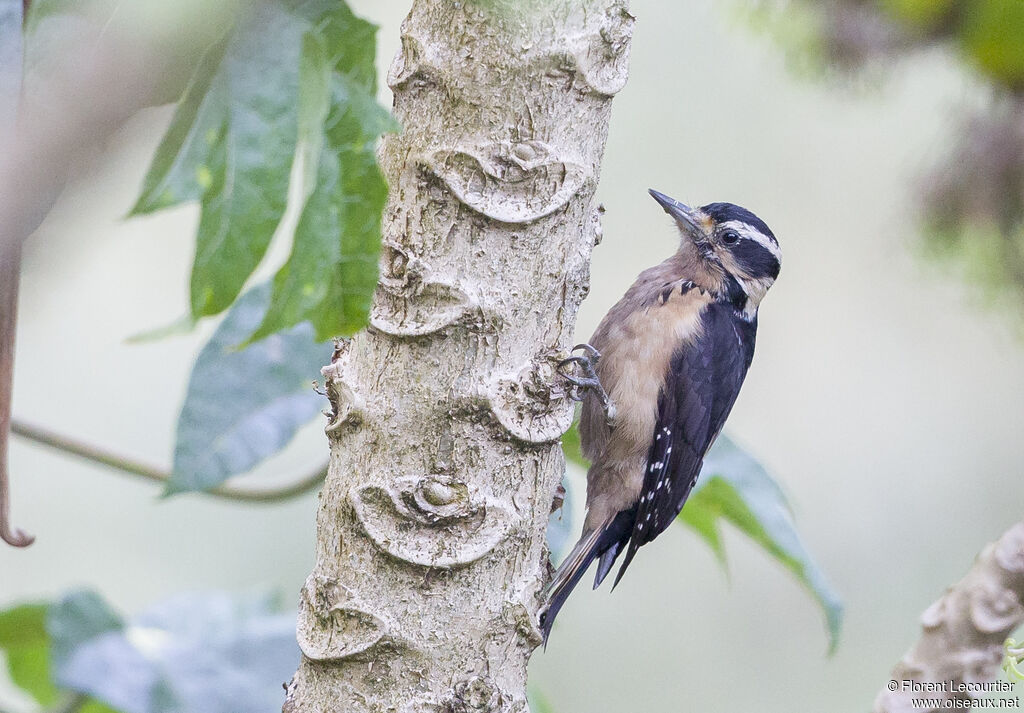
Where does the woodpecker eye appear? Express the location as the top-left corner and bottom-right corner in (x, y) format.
(721, 230), (740, 245)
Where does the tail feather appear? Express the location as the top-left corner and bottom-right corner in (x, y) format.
(539, 527), (603, 645)
(540, 506), (638, 644)
(592, 541), (621, 589)
(611, 541), (640, 589)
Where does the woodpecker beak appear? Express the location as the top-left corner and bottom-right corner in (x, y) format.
(648, 189), (704, 242)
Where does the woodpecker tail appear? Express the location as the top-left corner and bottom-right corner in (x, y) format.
(540, 527), (604, 644)
(539, 507), (635, 644)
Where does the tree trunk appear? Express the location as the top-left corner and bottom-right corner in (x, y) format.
(284, 0), (633, 710)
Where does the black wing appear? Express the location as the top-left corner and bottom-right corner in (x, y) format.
(609, 303), (756, 587)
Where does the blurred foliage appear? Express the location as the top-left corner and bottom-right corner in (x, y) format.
(563, 422), (842, 651)
(559, 413), (586, 466)
(24, 1), (393, 342)
(685, 437), (843, 653)
(747, 0), (1024, 87)
(0, 604), (58, 706)
(957, 1), (1024, 88)
(0, 592), (298, 713)
(527, 688), (557, 713)
(921, 97), (1024, 309)
(746, 0), (1024, 321)
(21, 0), (392, 496)
(878, 0), (955, 32)
(249, 29), (395, 344)
(126, 0), (393, 342)
(0, 601), (119, 713)
(170, 284), (331, 494)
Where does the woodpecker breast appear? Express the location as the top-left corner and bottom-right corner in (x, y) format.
(579, 265), (717, 531)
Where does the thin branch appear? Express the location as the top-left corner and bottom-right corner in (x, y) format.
(0, 244), (33, 547)
(1, 0), (33, 548)
(11, 419), (326, 503)
(873, 522), (1024, 713)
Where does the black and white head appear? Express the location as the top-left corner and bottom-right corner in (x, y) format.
(649, 189), (781, 319)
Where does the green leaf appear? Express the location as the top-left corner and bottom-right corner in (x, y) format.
(959, 0), (1024, 89)
(249, 8), (395, 343)
(47, 590), (299, 713)
(151, 1), (309, 317)
(129, 39), (230, 215)
(129, 2), (303, 317)
(877, 0), (955, 32)
(0, 599), (131, 712)
(48, 592), (136, 710)
(129, 0), (392, 338)
(561, 412), (585, 468)
(79, 701), (122, 713)
(528, 688), (556, 713)
(561, 423), (843, 652)
(124, 313), (198, 344)
(0, 603), (58, 705)
(684, 435), (843, 653)
(677, 484), (726, 564)
(170, 283), (331, 493)
(48, 591), (125, 665)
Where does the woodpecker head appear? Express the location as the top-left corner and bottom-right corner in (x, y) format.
(649, 189), (781, 316)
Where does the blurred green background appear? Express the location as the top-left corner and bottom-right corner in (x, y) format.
(4, 0), (1024, 711)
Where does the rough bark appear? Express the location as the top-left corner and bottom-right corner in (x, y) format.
(873, 522), (1024, 713)
(284, 1), (633, 711)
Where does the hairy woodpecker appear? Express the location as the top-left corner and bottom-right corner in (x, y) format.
(540, 189), (782, 642)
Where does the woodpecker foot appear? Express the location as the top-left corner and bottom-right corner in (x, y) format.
(557, 344), (615, 425)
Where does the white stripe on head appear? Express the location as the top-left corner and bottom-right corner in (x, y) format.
(721, 220), (782, 263)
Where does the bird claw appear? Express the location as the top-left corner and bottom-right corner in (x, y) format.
(556, 344), (615, 426)
(556, 345), (602, 400)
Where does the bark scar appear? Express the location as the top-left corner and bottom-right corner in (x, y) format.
(296, 574), (390, 662)
(558, 1), (635, 97)
(371, 279), (477, 338)
(481, 353), (575, 444)
(350, 476), (513, 568)
(421, 141), (585, 225)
